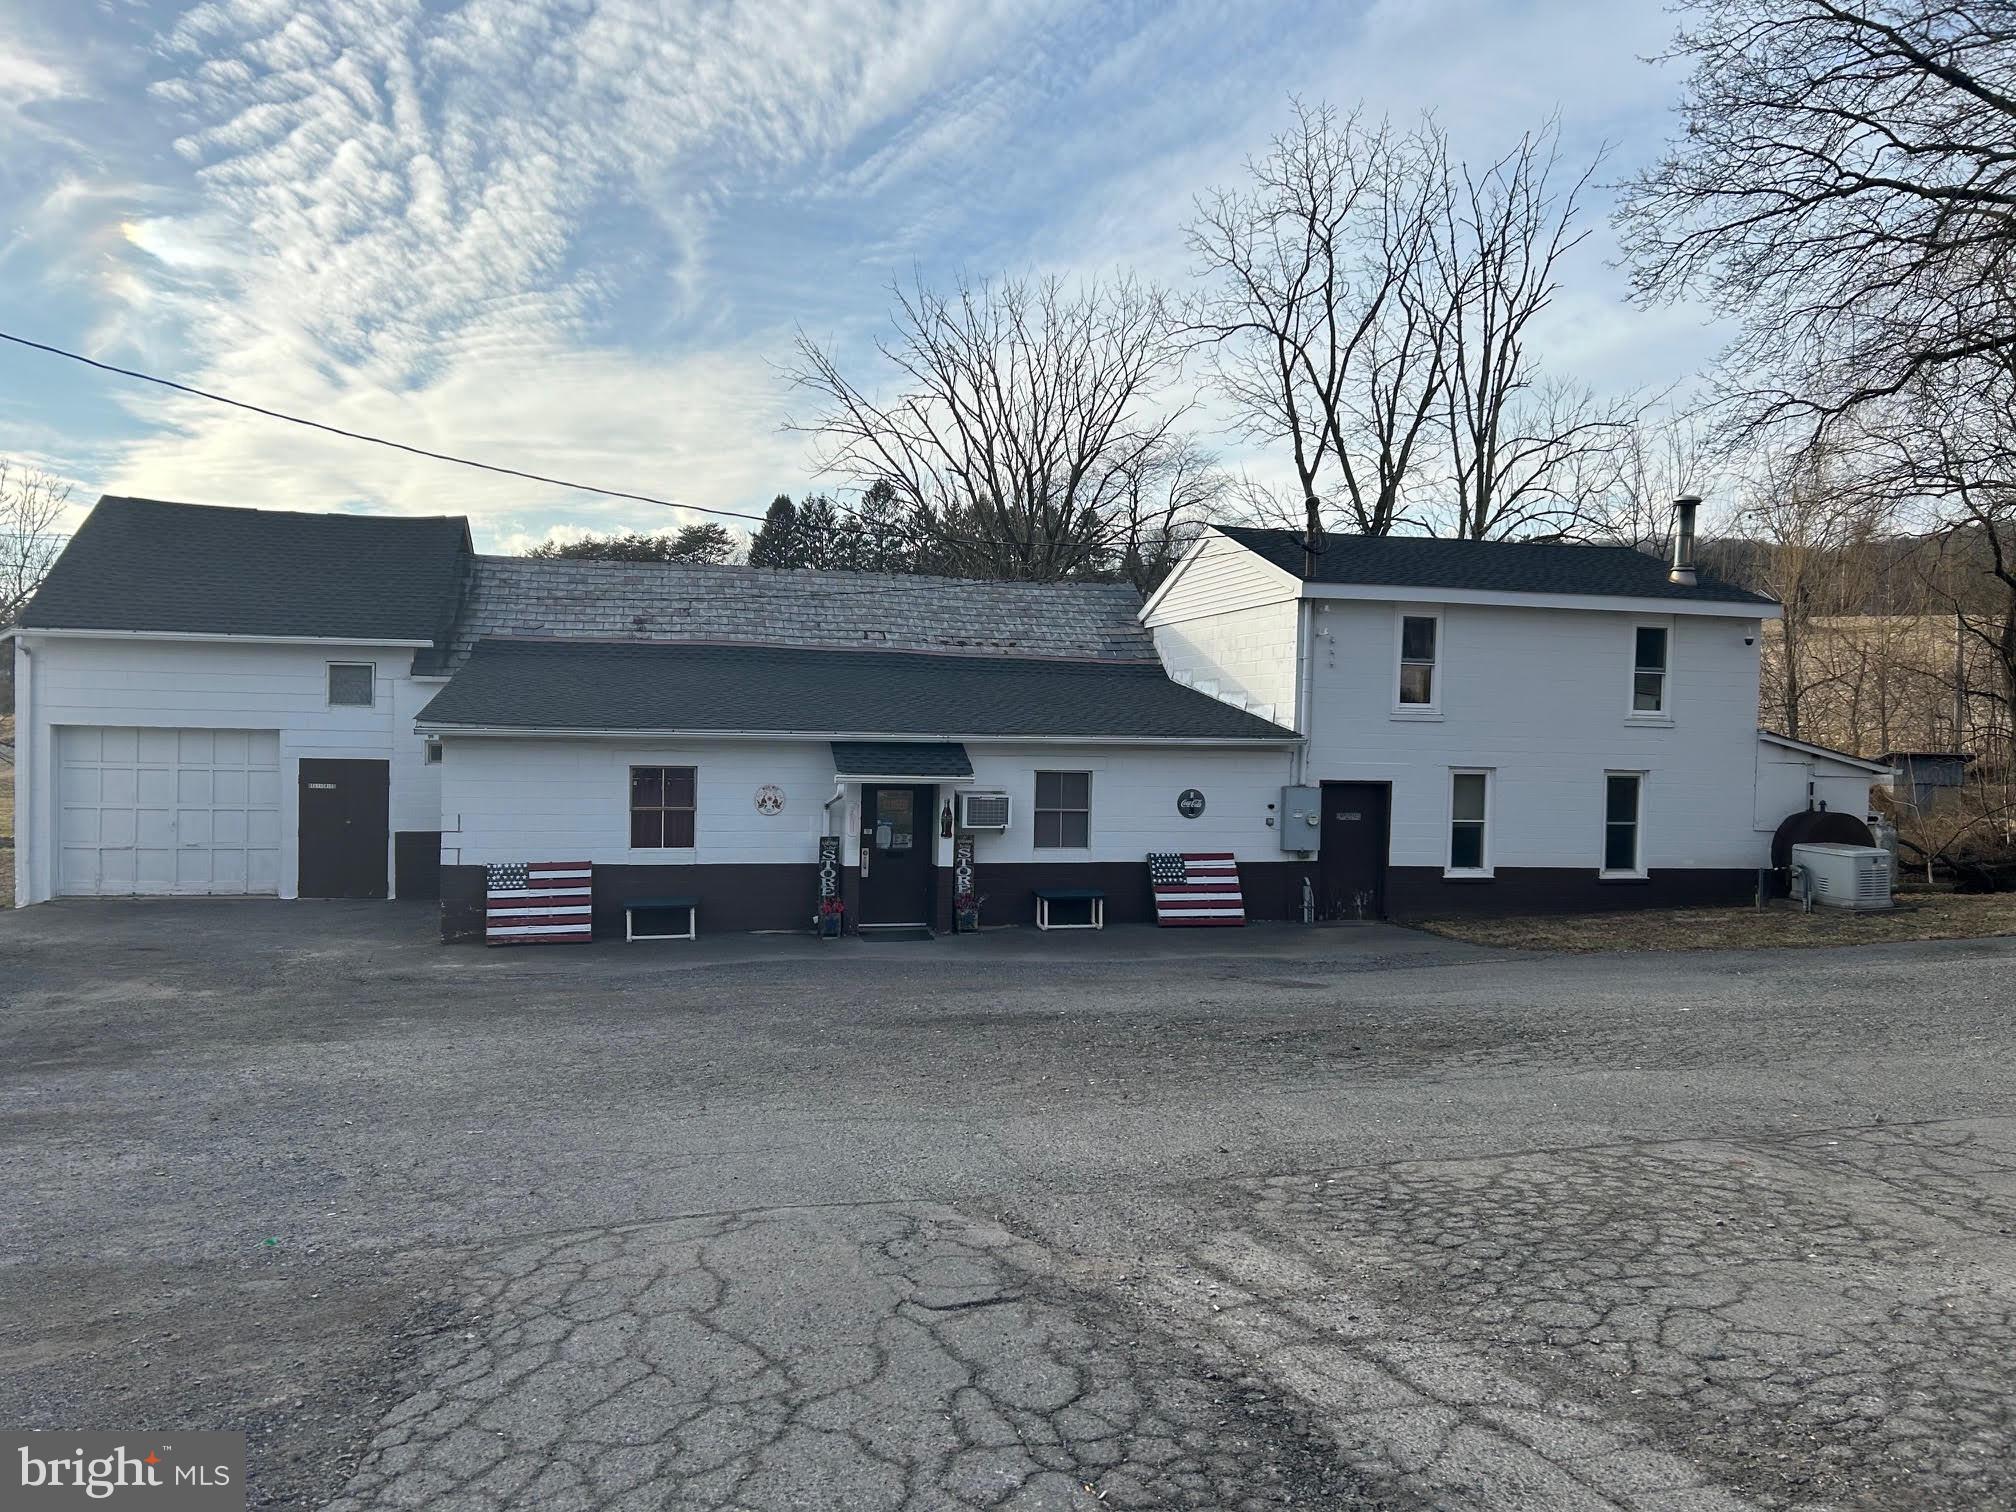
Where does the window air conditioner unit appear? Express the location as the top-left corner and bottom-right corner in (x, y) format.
(959, 791), (1012, 831)
(1790, 843), (1894, 910)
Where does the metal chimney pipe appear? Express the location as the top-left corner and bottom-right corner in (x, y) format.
(1669, 495), (1701, 586)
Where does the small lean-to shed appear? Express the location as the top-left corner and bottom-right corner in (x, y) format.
(1877, 751), (1973, 815)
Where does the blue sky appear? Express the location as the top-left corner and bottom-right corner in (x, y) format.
(0, 0), (1719, 551)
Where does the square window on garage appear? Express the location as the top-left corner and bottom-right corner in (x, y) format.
(327, 662), (376, 708)
(630, 765), (697, 848)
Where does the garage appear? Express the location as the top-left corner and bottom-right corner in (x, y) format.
(57, 726), (281, 896)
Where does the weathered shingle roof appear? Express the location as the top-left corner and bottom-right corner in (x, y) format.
(1215, 525), (1777, 605)
(831, 741), (975, 778)
(419, 638), (1297, 740)
(21, 496), (472, 649)
(444, 556), (1155, 671)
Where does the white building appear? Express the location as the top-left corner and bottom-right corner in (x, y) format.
(11, 495), (1887, 934)
(1143, 522), (1890, 916)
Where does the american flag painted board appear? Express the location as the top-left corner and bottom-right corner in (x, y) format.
(485, 861), (594, 946)
(1148, 852), (1245, 926)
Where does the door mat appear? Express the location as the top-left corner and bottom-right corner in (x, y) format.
(854, 926), (937, 942)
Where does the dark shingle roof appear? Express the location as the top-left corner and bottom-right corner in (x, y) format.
(831, 742), (975, 777)
(419, 639), (1296, 740)
(20, 496), (472, 650)
(1214, 525), (1777, 605)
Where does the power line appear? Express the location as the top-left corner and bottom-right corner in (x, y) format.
(0, 328), (1150, 603)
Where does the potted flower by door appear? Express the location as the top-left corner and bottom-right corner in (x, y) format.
(818, 895), (846, 938)
(954, 889), (981, 933)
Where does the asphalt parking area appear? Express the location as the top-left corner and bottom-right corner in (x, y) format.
(2, 900), (2012, 1509)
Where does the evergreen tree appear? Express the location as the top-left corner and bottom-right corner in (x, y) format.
(746, 494), (801, 568)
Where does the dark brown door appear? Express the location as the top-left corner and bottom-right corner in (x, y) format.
(1319, 781), (1390, 920)
(299, 758), (390, 899)
(859, 784), (935, 925)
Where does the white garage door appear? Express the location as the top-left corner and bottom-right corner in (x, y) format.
(58, 727), (282, 896)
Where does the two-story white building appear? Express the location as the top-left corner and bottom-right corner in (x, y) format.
(1143, 521), (1888, 916)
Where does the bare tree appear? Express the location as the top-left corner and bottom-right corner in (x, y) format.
(787, 273), (1188, 582)
(1, 458), (71, 631)
(1107, 436), (1228, 592)
(1186, 103), (1451, 538)
(1618, 0), (2016, 432)
(1435, 124), (1642, 539)
(1574, 411), (1714, 551)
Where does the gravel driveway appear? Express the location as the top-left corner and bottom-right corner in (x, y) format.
(2, 901), (2011, 1509)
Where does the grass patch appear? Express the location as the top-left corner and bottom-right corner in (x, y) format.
(1413, 891), (2016, 953)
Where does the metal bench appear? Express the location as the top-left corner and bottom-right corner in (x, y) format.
(1033, 886), (1104, 931)
(624, 895), (699, 941)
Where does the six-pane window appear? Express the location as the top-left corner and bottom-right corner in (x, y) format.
(327, 662), (375, 708)
(630, 766), (697, 848)
(1399, 616), (1438, 706)
(1034, 771), (1091, 849)
(1605, 774), (1642, 873)
(1633, 627), (1669, 713)
(1449, 771), (1489, 872)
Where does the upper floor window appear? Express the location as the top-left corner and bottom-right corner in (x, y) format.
(1397, 613), (1440, 711)
(327, 662), (375, 708)
(1632, 626), (1670, 715)
(1034, 771), (1091, 849)
(630, 766), (696, 848)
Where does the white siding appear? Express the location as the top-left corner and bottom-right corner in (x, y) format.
(443, 737), (1297, 872)
(1302, 600), (1772, 872)
(14, 635), (435, 904)
(1145, 532), (1302, 725)
(1755, 742), (1882, 830)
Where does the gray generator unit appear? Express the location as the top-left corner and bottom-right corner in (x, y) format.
(1790, 843), (1894, 910)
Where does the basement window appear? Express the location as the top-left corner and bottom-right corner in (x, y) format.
(327, 662), (376, 708)
(630, 766), (697, 848)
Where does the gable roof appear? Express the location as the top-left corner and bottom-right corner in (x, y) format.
(1213, 525), (1777, 606)
(443, 555), (1155, 673)
(417, 638), (1297, 741)
(20, 496), (472, 651)
(1758, 730), (1894, 774)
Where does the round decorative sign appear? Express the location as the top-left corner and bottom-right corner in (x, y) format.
(755, 784), (786, 815)
(1177, 788), (1206, 819)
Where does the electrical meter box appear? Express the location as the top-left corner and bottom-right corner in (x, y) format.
(1280, 786), (1321, 852)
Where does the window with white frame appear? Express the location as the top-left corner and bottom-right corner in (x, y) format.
(1447, 769), (1491, 875)
(1603, 773), (1645, 875)
(1034, 771), (1091, 849)
(1397, 612), (1440, 710)
(1632, 626), (1670, 715)
(424, 739), (444, 765)
(327, 662), (375, 708)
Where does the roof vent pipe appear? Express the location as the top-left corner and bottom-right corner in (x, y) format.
(1669, 495), (1701, 586)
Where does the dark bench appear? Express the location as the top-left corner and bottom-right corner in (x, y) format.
(624, 895), (699, 941)
(1033, 886), (1105, 932)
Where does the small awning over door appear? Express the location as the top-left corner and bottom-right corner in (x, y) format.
(830, 741), (974, 782)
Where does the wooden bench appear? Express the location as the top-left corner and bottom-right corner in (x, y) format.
(624, 895), (699, 941)
(1033, 887), (1105, 932)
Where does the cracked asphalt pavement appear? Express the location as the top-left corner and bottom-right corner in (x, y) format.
(2, 902), (2012, 1510)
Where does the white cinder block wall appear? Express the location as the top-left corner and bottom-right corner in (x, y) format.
(13, 635), (439, 903)
(440, 737), (1297, 872)
(1301, 599), (1772, 872)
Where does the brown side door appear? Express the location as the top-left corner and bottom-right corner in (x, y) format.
(298, 758), (390, 899)
(1318, 781), (1390, 920)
